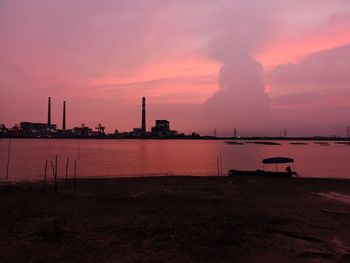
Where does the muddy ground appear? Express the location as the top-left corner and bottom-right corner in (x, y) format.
(1, 176), (350, 262)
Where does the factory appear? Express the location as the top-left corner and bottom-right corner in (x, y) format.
(1, 96), (187, 139)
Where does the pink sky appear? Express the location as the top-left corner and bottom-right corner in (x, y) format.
(1, 0), (350, 136)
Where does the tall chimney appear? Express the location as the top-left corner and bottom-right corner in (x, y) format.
(48, 97), (51, 128)
(62, 101), (66, 130)
(141, 97), (146, 133)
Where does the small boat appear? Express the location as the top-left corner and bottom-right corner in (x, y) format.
(228, 157), (298, 178)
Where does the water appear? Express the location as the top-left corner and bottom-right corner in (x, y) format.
(0, 139), (349, 181)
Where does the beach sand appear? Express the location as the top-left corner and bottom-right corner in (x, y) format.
(1, 176), (350, 262)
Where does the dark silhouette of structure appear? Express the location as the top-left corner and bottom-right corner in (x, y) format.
(234, 128), (237, 137)
(151, 120), (178, 137)
(62, 101), (66, 131)
(48, 97), (51, 128)
(141, 97), (146, 133)
(73, 123), (92, 137)
(2, 96), (188, 139)
(20, 122), (57, 136)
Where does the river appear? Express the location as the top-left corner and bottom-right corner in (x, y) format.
(0, 139), (349, 181)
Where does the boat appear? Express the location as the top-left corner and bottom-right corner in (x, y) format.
(228, 157), (298, 178)
(228, 169), (296, 178)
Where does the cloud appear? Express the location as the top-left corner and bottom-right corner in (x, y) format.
(1, 0), (350, 135)
(204, 55), (272, 133)
(267, 44), (350, 95)
(265, 45), (350, 135)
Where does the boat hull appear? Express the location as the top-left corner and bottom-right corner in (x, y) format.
(228, 169), (295, 178)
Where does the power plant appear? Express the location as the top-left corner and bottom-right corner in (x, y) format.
(47, 96), (51, 128)
(1, 96), (184, 138)
(62, 101), (66, 131)
(141, 97), (146, 133)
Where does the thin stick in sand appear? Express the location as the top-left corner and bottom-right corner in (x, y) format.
(50, 160), (56, 183)
(51, 156), (58, 192)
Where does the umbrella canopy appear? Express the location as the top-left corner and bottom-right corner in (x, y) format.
(262, 157), (294, 164)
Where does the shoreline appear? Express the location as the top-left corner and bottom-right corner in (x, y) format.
(1, 176), (350, 262)
(2, 174), (350, 185)
(1, 136), (350, 141)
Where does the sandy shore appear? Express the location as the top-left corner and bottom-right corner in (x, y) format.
(1, 176), (350, 262)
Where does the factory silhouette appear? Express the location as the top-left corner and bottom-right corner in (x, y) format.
(2, 97), (349, 139)
(0, 97), (201, 139)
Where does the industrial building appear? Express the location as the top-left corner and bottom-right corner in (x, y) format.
(151, 120), (178, 137)
(1, 96), (187, 139)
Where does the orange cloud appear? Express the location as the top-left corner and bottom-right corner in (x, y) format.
(85, 54), (220, 104)
(256, 14), (350, 68)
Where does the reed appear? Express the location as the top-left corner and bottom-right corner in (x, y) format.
(6, 139), (11, 180)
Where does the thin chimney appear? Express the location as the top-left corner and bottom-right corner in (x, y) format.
(141, 97), (146, 133)
(48, 97), (51, 128)
(62, 101), (66, 130)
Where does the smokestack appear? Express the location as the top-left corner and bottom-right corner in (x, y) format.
(141, 97), (146, 133)
(62, 101), (66, 131)
(48, 97), (51, 128)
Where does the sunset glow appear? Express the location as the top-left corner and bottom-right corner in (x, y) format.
(1, 0), (350, 136)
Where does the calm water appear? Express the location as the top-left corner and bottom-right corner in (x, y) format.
(0, 139), (350, 181)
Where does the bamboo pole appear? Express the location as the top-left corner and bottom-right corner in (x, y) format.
(6, 139), (11, 180)
(51, 160), (55, 175)
(51, 159), (56, 192)
(65, 157), (69, 190)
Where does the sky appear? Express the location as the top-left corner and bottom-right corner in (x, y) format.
(1, 0), (350, 136)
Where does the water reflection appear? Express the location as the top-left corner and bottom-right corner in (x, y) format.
(0, 139), (349, 181)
